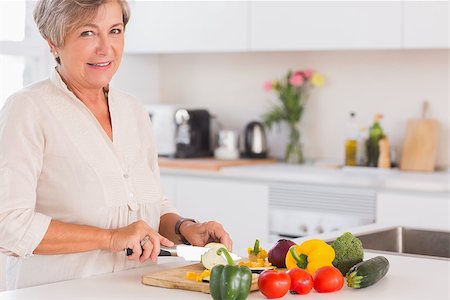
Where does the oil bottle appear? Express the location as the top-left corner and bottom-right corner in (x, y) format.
(345, 112), (358, 166)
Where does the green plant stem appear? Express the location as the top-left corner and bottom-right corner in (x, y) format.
(289, 122), (300, 144)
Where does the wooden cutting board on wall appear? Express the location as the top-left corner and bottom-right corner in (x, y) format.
(400, 102), (439, 172)
(142, 263), (259, 294)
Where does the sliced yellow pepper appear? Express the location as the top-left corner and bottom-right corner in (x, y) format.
(200, 269), (211, 278)
(285, 239), (335, 275)
(256, 249), (268, 260)
(185, 271), (200, 282)
(238, 258), (272, 268)
(185, 269), (211, 282)
(247, 239), (268, 262)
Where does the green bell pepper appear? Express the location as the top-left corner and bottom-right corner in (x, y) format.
(209, 247), (252, 300)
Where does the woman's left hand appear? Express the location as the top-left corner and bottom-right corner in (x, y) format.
(181, 221), (233, 251)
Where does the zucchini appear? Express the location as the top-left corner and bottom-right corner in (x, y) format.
(346, 256), (389, 289)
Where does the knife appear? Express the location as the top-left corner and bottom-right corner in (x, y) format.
(125, 244), (240, 262)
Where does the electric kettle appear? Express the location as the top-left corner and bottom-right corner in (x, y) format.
(241, 121), (268, 158)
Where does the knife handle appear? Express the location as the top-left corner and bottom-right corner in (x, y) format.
(124, 247), (174, 257)
(158, 249), (172, 256)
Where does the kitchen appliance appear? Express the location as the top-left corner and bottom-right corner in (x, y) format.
(268, 181), (375, 241)
(144, 104), (179, 157)
(174, 109), (213, 158)
(214, 129), (240, 160)
(144, 105), (214, 158)
(400, 101), (439, 172)
(241, 121), (268, 158)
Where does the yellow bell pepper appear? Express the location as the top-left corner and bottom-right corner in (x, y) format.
(285, 239), (335, 275)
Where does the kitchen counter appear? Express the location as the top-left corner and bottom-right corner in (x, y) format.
(158, 157), (278, 172)
(1, 224), (448, 299)
(0, 251), (448, 300)
(160, 163), (449, 194)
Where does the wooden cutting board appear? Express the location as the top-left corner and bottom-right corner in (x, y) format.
(158, 157), (277, 172)
(142, 263), (259, 294)
(400, 102), (439, 172)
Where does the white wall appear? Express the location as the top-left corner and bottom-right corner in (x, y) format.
(112, 54), (160, 104)
(116, 50), (449, 168)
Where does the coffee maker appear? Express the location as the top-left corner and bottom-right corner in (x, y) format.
(174, 109), (213, 158)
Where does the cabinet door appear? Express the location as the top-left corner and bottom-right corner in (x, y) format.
(125, 1), (248, 53)
(403, 1), (449, 49)
(174, 177), (269, 256)
(249, 1), (402, 50)
(377, 192), (449, 231)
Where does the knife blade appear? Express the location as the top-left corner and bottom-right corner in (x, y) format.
(125, 244), (240, 262)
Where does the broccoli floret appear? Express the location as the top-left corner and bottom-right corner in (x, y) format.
(331, 232), (364, 275)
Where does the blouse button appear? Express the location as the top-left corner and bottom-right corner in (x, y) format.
(129, 192), (134, 199)
(123, 174), (129, 179)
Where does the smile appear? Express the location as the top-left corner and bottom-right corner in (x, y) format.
(87, 61), (112, 67)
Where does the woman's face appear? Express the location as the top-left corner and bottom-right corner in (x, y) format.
(56, 1), (124, 91)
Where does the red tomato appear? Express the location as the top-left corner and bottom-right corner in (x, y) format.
(313, 266), (344, 293)
(258, 270), (291, 299)
(287, 268), (313, 295)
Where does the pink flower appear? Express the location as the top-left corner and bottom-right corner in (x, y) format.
(263, 81), (272, 91)
(303, 69), (314, 79)
(289, 73), (304, 87)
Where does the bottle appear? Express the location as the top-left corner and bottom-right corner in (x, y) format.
(356, 127), (368, 166)
(378, 137), (391, 168)
(366, 114), (384, 167)
(344, 112), (358, 166)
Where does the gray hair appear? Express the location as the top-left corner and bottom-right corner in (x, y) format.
(34, 0), (130, 50)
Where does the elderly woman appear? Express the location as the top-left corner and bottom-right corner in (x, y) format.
(0, 0), (231, 289)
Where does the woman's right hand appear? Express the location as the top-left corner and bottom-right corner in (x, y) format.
(108, 220), (174, 263)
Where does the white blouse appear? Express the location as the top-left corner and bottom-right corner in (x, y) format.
(0, 69), (177, 289)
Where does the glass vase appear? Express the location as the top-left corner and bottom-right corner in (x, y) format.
(285, 122), (304, 164)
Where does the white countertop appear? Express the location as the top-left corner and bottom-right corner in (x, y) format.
(0, 252), (448, 300)
(161, 163), (449, 194)
(1, 224), (449, 299)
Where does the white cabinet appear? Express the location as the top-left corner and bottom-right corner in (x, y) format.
(159, 168), (449, 256)
(249, 1), (402, 51)
(376, 191), (449, 231)
(160, 174), (269, 255)
(125, 1), (448, 53)
(403, 1), (449, 49)
(125, 1), (248, 53)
